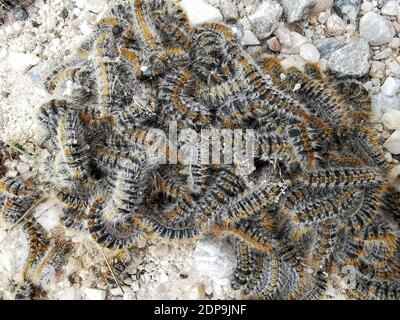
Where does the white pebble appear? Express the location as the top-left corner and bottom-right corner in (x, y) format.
(110, 287), (124, 296)
(381, 1), (399, 16)
(33, 200), (60, 232)
(72, 8), (81, 17)
(382, 110), (400, 130)
(389, 38), (400, 49)
(241, 30), (260, 46)
(181, 0), (223, 25)
(159, 272), (169, 283)
(299, 43), (320, 63)
(83, 288), (106, 300)
(381, 77), (400, 96)
(79, 21), (93, 36)
(325, 14), (346, 36)
(388, 61), (400, 75)
(369, 61), (386, 79)
(384, 130), (400, 154)
(7, 52), (40, 73)
(317, 10), (330, 24)
(361, 1), (374, 12)
(75, 0), (86, 9)
(360, 12), (395, 45)
(16, 161), (30, 175)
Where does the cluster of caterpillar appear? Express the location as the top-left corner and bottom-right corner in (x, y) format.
(1, 0), (400, 299)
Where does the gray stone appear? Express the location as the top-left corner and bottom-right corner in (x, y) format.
(360, 12), (395, 46)
(280, 0), (317, 23)
(219, 0), (239, 21)
(14, 8), (28, 21)
(333, 0), (361, 22)
(315, 38), (345, 58)
(327, 40), (370, 78)
(249, 1), (283, 39)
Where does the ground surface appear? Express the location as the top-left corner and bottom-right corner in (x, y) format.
(0, 0), (399, 300)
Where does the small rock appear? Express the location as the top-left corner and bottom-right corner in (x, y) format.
(280, 0), (316, 23)
(7, 52), (40, 73)
(385, 152), (393, 163)
(110, 287), (124, 296)
(4, 159), (18, 171)
(275, 25), (308, 54)
(388, 61), (400, 75)
(333, 0), (361, 22)
(241, 30), (260, 45)
(136, 238), (146, 248)
(249, 1), (283, 40)
(230, 24), (244, 42)
(327, 40), (370, 77)
(377, 0), (390, 8)
(267, 36), (281, 51)
(361, 1), (374, 12)
(58, 287), (81, 300)
(131, 281), (140, 292)
(384, 130), (400, 154)
(33, 200), (60, 232)
(371, 92), (400, 121)
(83, 288), (106, 300)
(382, 110), (400, 130)
(360, 12), (395, 46)
(6, 170), (18, 178)
(14, 8), (29, 21)
(325, 13), (346, 36)
(381, 1), (399, 15)
(79, 21), (93, 36)
(219, 0), (238, 21)
(373, 48), (391, 60)
(204, 284), (213, 295)
(299, 43), (320, 63)
(317, 10), (331, 23)
(369, 61), (386, 79)
(181, 0), (223, 25)
(16, 161), (30, 176)
(389, 165), (400, 183)
(319, 58), (328, 72)
(389, 38), (400, 49)
(381, 77), (400, 96)
(394, 21), (400, 34)
(159, 272), (169, 283)
(315, 38), (345, 58)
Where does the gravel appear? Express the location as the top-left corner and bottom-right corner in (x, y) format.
(1, 0), (400, 300)
(360, 11), (395, 45)
(327, 40), (371, 77)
